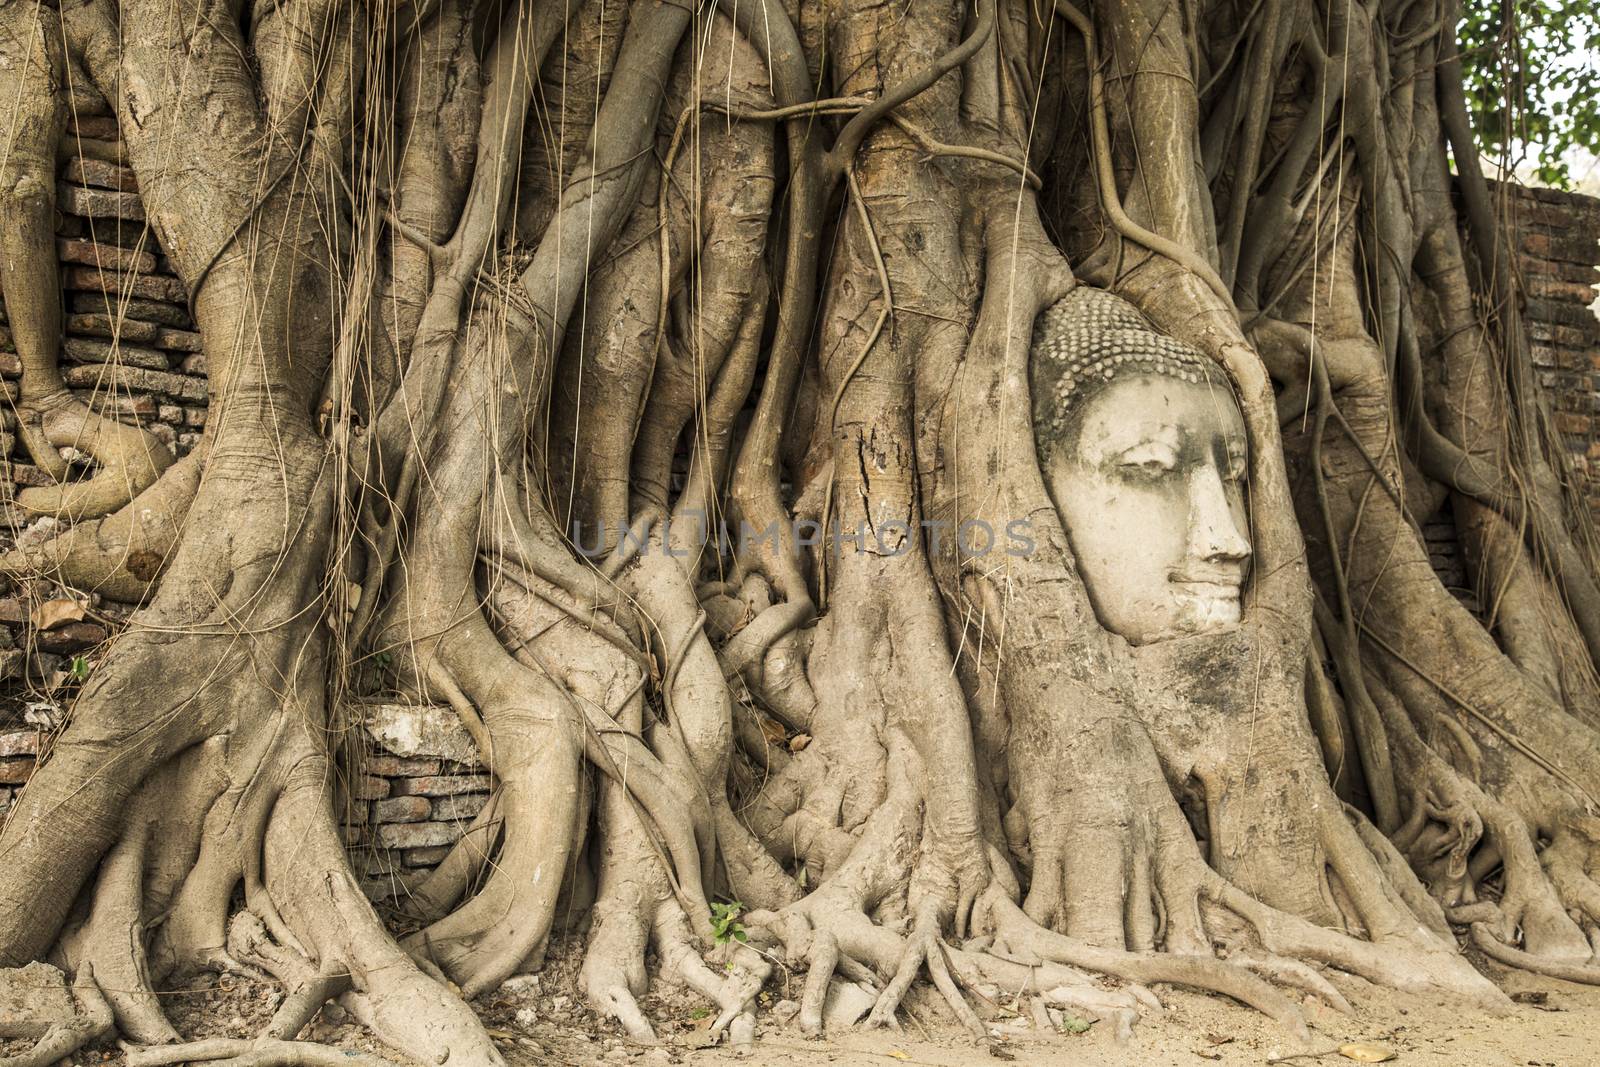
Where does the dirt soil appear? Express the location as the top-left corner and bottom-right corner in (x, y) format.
(6, 940), (1590, 1066)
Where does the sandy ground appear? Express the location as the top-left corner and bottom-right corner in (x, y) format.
(4, 941), (1591, 1066)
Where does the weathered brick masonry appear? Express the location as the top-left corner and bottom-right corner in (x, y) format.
(0, 121), (1595, 897)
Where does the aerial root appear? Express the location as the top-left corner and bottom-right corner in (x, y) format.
(121, 1038), (401, 1067)
(0, 964), (112, 1067)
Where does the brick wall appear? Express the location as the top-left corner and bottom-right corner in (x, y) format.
(1488, 180), (1600, 502)
(0, 114), (207, 695)
(341, 703), (493, 902)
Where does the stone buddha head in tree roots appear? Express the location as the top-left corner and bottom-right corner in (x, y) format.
(1031, 287), (1251, 646)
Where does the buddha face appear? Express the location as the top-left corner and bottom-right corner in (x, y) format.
(1043, 373), (1251, 645)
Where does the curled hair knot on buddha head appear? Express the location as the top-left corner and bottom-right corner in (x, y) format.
(1029, 287), (1235, 461)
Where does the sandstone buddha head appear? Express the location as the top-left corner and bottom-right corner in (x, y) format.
(1030, 288), (1251, 645)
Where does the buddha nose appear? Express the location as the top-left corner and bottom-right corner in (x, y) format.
(1187, 466), (1251, 565)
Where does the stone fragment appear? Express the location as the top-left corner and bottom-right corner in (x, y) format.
(821, 979), (876, 1029)
(355, 701), (483, 766)
(0, 962), (77, 1038)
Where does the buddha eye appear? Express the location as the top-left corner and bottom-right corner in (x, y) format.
(1115, 445), (1178, 479)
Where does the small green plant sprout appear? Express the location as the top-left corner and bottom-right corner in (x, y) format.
(69, 655), (89, 682)
(709, 900), (747, 945)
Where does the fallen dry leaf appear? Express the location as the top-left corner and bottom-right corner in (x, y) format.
(1338, 1042), (1397, 1063)
(789, 733), (812, 752)
(887, 1051), (909, 1061)
(33, 598), (85, 631)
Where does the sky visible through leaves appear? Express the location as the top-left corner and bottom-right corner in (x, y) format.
(1459, 0), (1600, 192)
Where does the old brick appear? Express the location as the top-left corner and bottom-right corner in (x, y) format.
(0, 731), (38, 757)
(155, 329), (204, 353)
(63, 363), (206, 401)
(180, 353), (208, 375)
(430, 793), (488, 822)
(64, 338), (171, 371)
(0, 759), (35, 785)
(1524, 273), (1599, 305)
(157, 404), (184, 424)
(361, 754), (441, 777)
(185, 407), (207, 428)
(1555, 412), (1592, 435)
(65, 313), (161, 345)
(349, 775), (390, 801)
(69, 293), (189, 328)
(57, 238), (155, 274)
(0, 788), (11, 818)
(389, 774), (492, 797)
(402, 846), (452, 867)
(69, 115), (120, 139)
(0, 353), (18, 379)
(36, 622), (109, 655)
(375, 821), (461, 850)
(8, 463), (52, 487)
(64, 266), (186, 305)
(57, 183), (144, 222)
(71, 391), (157, 418)
(372, 796), (432, 823)
(60, 157), (138, 192)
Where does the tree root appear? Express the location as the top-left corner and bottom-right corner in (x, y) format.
(1468, 923), (1600, 985)
(122, 1038), (401, 1067)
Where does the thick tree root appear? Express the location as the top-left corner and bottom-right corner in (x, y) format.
(122, 1039), (401, 1067)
